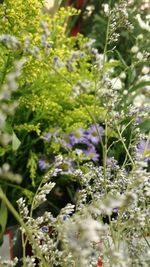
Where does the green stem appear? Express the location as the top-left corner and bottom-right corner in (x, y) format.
(29, 179), (44, 217)
(51, 64), (110, 193)
(142, 233), (150, 248)
(0, 187), (23, 225)
(103, 118), (108, 193)
(51, 65), (73, 86)
(0, 54), (11, 85)
(141, 133), (150, 160)
(122, 125), (134, 169)
(50, 64), (104, 149)
(0, 187), (49, 267)
(116, 125), (134, 166)
(79, 98), (104, 142)
(103, 0), (112, 64)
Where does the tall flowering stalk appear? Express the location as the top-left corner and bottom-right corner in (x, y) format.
(0, 0), (150, 266)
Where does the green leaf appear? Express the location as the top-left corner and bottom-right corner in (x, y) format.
(0, 147), (6, 157)
(103, 60), (122, 70)
(0, 200), (8, 241)
(27, 152), (38, 187)
(107, 128), (118, 139)
(139, 120), (150, 133)
(12, 131), (21, 151)
(144, 150), (150, 156)
(129, 81), (150, 93)
(22, 189), (34, 204)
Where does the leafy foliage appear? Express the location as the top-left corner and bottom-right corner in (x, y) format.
(0, 2), (149, 266)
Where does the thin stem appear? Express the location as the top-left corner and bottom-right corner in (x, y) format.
(0, 187), (23, 225)
(122, 124), (134, 169)
(0, 187), (49, 267)
(50, 55), (111, 193)
(22, 232), (27, 267)
(79, 98), (104, 142)
(141, 133), (150, 160)
(103, 0), (112, 64)
(0, 181), (33, 194)
(103, 118), (108, 193)
(142, 234), (150, 248)
(116, 125), (134, 166)
(107, 139), (121, 153)
(29, 179), (44, 217)
(51, 65), (73, 86)
(0, 54), (11, 85)
(120, 118), (135, 135)
(50, 64), (105, 150)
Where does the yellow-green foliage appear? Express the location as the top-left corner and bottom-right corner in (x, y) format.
(0, 1), (81, 81)
(15, 123), (41, 136)
(0, 0), (104, 142)
(27, 151), (38, 187)
(0, 0), (43, 37)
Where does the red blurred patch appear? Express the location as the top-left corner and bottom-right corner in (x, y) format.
(76, 0), (86, 9)
(70, 23), (80, 36)
(97, 258), (103, 267)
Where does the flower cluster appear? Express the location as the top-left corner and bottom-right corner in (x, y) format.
(38, 124), (104, 174)
(0, 1), (149, 267)
(7, 159), (148, 267)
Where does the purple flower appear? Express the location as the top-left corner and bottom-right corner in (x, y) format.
(69, 128), (89, 146)
(63, 136), (74, 149)
(82, 145), (99, 162)
(135, 117), (142, 125)
(63, 214), (70, 221)
(136, 139), (150, 161)
(44, 132), (52, 141)
(85, 124), (104, 144)
(38, 159), (50, 170)
(56, 157), (75, 174)
(41, 226), (49, 233)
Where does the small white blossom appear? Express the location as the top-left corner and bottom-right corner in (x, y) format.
(120, 72), (126, 80)
(102, 3), (109, 15)
(142, 66), (149, 74)
(111, 77), (122, 90)
(131, 46), (139, 53)
(16, 197), (29, 218)
(136, 14), (150, 32)
(0, 34), (20, 49)
(136, 51), (143, 60)
(133, 94), (146, 107)
(137, 33), (143, 39)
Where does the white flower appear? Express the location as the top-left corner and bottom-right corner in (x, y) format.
(142, 66), (149, 75)
(146, 14), (150, 20)
(84, 222), (100, 242)
(2, 163), (10, 172)
(0, 34), (20, 49)
(44, 0), (55, 9)
(133, 94), (146, 107)
(120, 72), (126, 80)
(139, 74), (150, 90)
(86, 5), (95, 16)
(81, 218), (105, 242)
(131, 46), (139, 53)
(111, 78), (122, 90)
(123, 90), (128, 95)
(136, 52), (143, 60)
(0, 112), (6, 128)
(137, 34), (143, 40)
(136, 14), (150, 32)
(102, 3), (109, 14)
